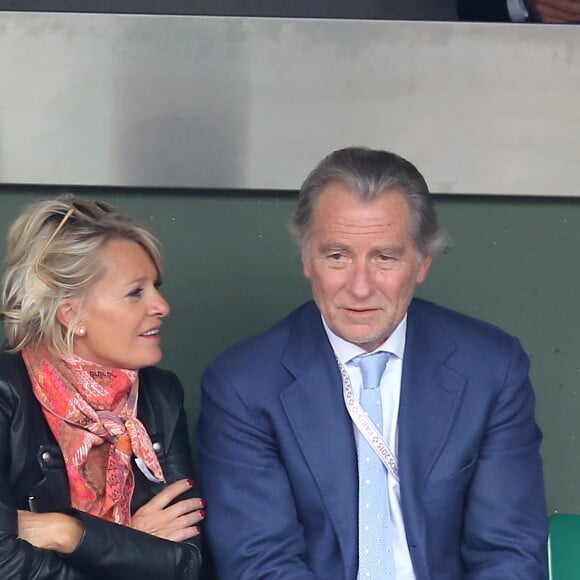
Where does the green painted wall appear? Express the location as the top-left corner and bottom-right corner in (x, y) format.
(1, 188), (578, 515)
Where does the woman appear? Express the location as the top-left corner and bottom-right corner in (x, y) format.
(0, 195), (203, 579)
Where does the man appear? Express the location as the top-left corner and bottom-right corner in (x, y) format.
(457, 0), (580, 23)
(197, 147), (548, 579)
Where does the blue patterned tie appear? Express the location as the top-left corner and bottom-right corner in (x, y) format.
(353, 352), (396, 578)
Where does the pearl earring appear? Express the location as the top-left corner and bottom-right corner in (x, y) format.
(78, 327), (86, 336)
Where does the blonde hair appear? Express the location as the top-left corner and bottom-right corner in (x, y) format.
(1, 194), (163, 356)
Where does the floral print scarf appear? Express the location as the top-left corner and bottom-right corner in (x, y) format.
(22, 345), (165, 525)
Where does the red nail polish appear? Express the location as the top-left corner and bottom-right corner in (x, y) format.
(201, 498), (207, 507)
(186, 479), (195, 486)
(200, 510), (206, 518)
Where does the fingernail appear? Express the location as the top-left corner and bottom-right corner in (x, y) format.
(200, 510), (206, 518)
(194, 526), (201, 534)
(186, 479), (195, 486)
(201, 498), (207, 507)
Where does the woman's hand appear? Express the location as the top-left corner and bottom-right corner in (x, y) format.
(131, 478), (205, 542)
(17, 510), (84, 554)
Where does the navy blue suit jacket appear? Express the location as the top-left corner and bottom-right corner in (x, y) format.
(457, 0), (511, 22)
(197, 299), (547, 579)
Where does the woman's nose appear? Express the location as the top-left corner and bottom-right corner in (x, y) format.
(151, 289), (170, 317)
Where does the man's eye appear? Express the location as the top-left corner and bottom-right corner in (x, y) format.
(376, 255), (398, 269)
(325, 253), (349, 266)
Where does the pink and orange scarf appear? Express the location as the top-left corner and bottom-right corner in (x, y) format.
(22, 345), (165, 525)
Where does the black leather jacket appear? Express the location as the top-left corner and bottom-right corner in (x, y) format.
(0, 352), (201, 580)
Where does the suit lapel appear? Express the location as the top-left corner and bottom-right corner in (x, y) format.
(397, 300), (467, 578)
(279, 303), (358, 579)
(277, 300), (468, 578)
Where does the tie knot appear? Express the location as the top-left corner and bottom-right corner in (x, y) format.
(353, 351), (390, 390)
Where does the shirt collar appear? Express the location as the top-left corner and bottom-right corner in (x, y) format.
(322, 313), (407, 366)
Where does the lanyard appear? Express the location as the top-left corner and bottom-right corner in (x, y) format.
(336, 357), (400, 482)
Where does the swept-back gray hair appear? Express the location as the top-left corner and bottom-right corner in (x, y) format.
(292, 147), (442, 258)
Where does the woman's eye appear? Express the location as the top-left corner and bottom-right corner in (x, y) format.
(128, 287), (144, 298)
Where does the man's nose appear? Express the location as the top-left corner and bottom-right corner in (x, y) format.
(347, 261), (374, 298)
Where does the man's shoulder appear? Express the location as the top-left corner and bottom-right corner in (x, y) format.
(210, 301), (319, 368)
(409, 298), (521, 351)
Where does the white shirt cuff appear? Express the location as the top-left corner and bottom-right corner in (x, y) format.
(507, 0), (529, 21)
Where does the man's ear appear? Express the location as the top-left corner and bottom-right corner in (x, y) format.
(56, 298), (81, 330)
(416, 253), (433, 285)
(302, 251), (312, 280)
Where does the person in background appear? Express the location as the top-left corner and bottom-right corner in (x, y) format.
(0, 195), (203, 579)
(197, 146), (548, 579)
(458, 0), (580, 23)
